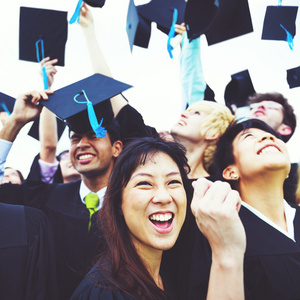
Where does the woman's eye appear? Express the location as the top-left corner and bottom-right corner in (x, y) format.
(169, 180), (182, 185)
(136, 181), (152, 187)
(194, 111), (200, 115)
(244, 133), (253, 139)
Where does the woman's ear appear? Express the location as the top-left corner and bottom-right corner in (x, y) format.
(223, 165), (240, 181)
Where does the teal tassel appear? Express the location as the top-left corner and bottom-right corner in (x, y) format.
(69, 0), (83, 24)
(167, 8), (178, 59)
(280, 24), (294, 50)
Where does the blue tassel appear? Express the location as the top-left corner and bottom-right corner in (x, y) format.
(0, 102), (11, 115)
(278, 0), (282, 6)
(69, 0), (83, 24)
(280, 24), (294, 50)
(167, 8), (178, 59)
(35, 39), (49, 90)
(74, 90), (107, 138)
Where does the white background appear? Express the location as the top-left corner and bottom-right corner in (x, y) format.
(1, 0), (300, 178)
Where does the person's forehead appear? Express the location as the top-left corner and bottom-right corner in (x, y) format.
(4, 168), (19, 176)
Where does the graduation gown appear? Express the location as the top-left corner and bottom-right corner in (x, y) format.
(170, 203), (300, 300)
(241, 205), (300, 300)
(0, 202), (58, 300)
(71, 262), (177, 300)
(0, 181), (103, 300)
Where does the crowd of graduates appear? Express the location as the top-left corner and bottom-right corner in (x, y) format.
(1, 2), (300, 299)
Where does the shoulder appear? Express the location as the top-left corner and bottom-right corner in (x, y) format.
(71, 266), (135, 300)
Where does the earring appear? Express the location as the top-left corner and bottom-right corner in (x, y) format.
(231, 174), (238, 180)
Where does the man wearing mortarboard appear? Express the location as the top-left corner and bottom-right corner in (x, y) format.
(0, 71), (129, 299)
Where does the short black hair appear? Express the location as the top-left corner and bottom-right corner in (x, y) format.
(248, 92), (296, 142)
(68, 118), (121, 145)
(211, 119), (281, 188)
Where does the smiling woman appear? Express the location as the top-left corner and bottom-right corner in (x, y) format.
(71, 137), (246, 300)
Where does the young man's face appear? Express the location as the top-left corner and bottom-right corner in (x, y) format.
(249, 101), (284, 132)
(69, 130), (121, 178)
(171, 108), (209, 143)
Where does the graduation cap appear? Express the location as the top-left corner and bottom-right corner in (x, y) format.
(262, 6), (298, 50)
(224, 70), (256, 109)
(184, 0), (253, 45)
(69, 0), (105, 24)
(287, 66), (300, 89)
(28, 116), (66, 141)
(40, 73), (132, 135)
(19, 7), (68, 67)
(137, 0), (186, 35)
(126, 0), (151, 51)
(0, 92), (15, 115)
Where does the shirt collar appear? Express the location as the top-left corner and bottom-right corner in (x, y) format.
(79, 180), (107, 210)
(242, 199), (296, 241)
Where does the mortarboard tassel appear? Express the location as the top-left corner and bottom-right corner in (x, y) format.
(73, 90), (107, 138)
(167, 8), (178, 59)
(0, 102), (11, 115)
(280, 24), (294, 50)
(35, 39), (49, 90)
(69, 0), (83, 24)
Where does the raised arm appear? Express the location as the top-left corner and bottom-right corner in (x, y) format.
(0, 91), (52, 181)
(39, 57), (58, 164)
(191, 178), (246, 300)
(79, 3), (127, 117)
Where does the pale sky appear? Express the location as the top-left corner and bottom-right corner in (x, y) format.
(1, 0), (300, 177)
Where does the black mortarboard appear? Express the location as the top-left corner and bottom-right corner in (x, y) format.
(19, 7), (68, 66)
(287, 66), (300, 89)
(224, 70), (256, 109)
(84, 0), (105, 8)
(40, 74), (132, 134)
(137, 0), (186, 35)
(126, 0), (151, 50)
(184, 0), (253, 45)
(0, 92), (15, 114)
(28, 116), (66, 141)
(262, 6), (298, 44)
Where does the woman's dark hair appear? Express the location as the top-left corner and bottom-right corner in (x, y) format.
(211, 119), (281, 189)
(248, 92), (296, 142)
(98, 137), (190, 299)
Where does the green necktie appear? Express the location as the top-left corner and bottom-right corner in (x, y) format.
(85, 193), (99, 231)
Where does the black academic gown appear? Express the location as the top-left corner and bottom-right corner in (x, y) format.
(0, 202), (58, 300)
(172, 203), (300, 300)
(71, 262), (177, 300)
(0, 180), (103, 300)
(241, 204), (300, 300)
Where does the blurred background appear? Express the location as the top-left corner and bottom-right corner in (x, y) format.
(1, 0), (300, 177)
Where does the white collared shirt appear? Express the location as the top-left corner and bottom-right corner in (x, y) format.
(79, 180), (106, 211)
(242, 200), (296, 241)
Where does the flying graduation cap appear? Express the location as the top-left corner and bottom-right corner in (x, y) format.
(40, 74), (132, 135)
(19, 7), (68, 66)
(184, 0), (253, 45)
(126, 0), (186, 50)
(126, 0), (151, 51)
(0, 92), (15, 115)
(262, 5), (298, 50)
(287, 66), (300, 89)
(224, 69), (256, 110)
(69, 0), (105, 24)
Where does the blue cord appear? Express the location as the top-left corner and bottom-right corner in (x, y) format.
(73, 90), (107, 138)
(167, 8), (178, 59)
(69, 0), (83, 24)
(35, 39), (49, 90)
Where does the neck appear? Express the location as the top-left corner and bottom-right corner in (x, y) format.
(63, 174), (81, 183)
(239, 173), (287, 231)
(134, 242), (164, 289)
(81, 171), (110, 193)
(177, 137), (210, 179)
